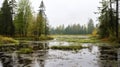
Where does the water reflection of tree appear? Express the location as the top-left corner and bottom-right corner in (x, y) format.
(0, 55), (13, 67)
(99, 45), (119, 67)
(34, 45), (48, 67)
(0, 42), (49, 67)
(87, 44), (93, 53)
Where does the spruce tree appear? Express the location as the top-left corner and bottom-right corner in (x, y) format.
(87, 19), (94, 34)
(1, 0), (15, 36)
(0, 9), (3, 35)
(36, 1), (47, 36)
(98, 0), (117, 38)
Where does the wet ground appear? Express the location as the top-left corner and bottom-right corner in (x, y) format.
(0, 36), (120, 67)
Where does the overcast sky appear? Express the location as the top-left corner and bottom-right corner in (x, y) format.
(0, 0), (101, 27)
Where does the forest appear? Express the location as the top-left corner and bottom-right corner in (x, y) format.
(50, 19), (95, 35)
(0, 0), (49, 38)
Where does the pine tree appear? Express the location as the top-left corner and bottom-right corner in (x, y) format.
(0, 0), (15, 36)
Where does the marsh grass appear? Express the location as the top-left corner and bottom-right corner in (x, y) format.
(14, 37), (34, 41)
(14, 35), (54, 42)
(59, 36), (100, 43)
(17, 48), (33, 54)
(51, 45), (87, 50)
(0, 36), (18, 44)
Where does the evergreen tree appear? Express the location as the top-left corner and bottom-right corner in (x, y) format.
(36, 1), (48, 36)
(0, 0), (15, 36)
(50, 23), (95, 35)
(116, 0), (119, 38)
(98, 0), (116, 38)
(0, 9), (3, 35)
(87, 19), (94, 34)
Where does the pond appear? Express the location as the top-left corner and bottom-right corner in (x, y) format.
(0, 36), (120, 67)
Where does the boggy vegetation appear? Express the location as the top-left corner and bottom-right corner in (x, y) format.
(0, 36), (18, 44)
(51, 45), (87, 50)
(57, 35), (100, 43)
(17, 48), (33, 54)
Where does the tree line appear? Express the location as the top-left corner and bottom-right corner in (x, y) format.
(0, 0), (49, 37)
(50, 19), (95, 35)
(97, 0), (120, 40)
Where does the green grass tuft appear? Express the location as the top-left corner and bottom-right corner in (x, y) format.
(17, 48), (33, 54)
(0, 36), (18, 44)
(51, 45), (87, 50)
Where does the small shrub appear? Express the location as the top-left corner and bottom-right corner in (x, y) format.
(39, 35), (54, 40)
(39, 35), (47, 40)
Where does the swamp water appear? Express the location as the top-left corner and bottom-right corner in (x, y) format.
(0, 37), (120, 67)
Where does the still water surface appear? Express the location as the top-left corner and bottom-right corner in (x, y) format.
(0, 37), (120, 67)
